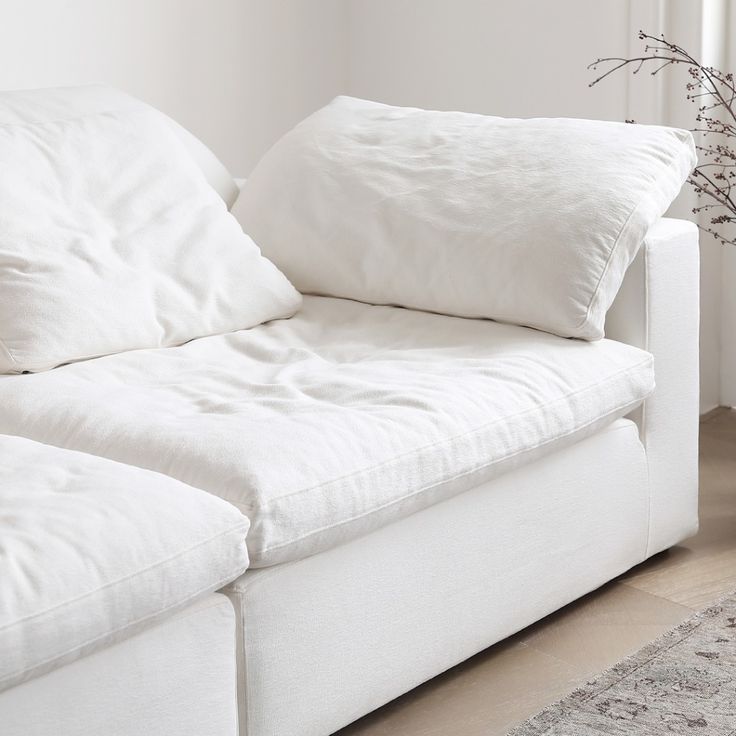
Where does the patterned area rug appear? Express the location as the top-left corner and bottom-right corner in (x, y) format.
(508, 592), (736, 735)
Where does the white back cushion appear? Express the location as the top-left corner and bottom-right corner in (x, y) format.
(0, 106), (301, 373)
(0, 85), (240, 208)
(234, 96), (695, 340)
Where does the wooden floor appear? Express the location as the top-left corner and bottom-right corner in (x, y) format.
(336, 408), (736, 736)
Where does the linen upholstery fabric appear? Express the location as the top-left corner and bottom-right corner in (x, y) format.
(0, 106), (300, 373)
(234, 95), (696, 340)
(226, 419), (650, 736)
(0, 594), (239, 736)
(0, 296), (654, 567)
(606, 218), (700, 554)
(0, 84), (240, 207)
(0, 435), (249, 692)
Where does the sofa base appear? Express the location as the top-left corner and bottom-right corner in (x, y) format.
(226, 417), (661, 736)
(0, 594), (239, 736)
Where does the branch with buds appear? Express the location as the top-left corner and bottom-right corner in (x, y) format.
(589, 31), (736, 246)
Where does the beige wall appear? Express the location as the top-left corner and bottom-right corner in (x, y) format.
(0, 0), (347, 175)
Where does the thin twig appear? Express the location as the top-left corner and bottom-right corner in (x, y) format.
(590, 30), (736, 245)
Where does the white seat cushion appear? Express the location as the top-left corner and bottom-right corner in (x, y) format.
(0, 297), (654, 566)
(0, 435), (249, 693)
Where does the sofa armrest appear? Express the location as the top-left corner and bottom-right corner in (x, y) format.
(605, 218), (699, 556)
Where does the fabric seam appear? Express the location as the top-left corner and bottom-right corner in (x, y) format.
(0, 106), (146, 130)
(259, 395), (648, 557)
(0, 521), (248, 632)
(0, 569), (240, 689)
(236, 419), (637, 592)
(573, 200), (642, 333)
(254, 356), (654, 510)
(641, 241), (654, 559)
(573, 144), (686, 335)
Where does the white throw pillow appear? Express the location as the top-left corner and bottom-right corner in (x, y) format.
(0, 107), (301, 373)
(0, 84), (240, 207)
(234, 96), (696, 340)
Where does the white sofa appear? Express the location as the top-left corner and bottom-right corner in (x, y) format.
(0, 216), (699, 736)
(0, 89), (699, 736)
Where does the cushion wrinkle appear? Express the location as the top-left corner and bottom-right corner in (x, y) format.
(0, 105), (300, 374)
(0, 106), (129, 129)
(256, 356), (653, 508)
(256, 390), (649, 556)
(0, 339), (17, 369)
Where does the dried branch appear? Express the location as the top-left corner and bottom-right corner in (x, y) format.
(590, 31), (736, 245)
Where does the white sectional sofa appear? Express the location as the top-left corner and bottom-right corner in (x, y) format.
(0, 87), (699, 736)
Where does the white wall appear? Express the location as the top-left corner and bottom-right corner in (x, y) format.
(0, 0), (347, 175)
(347, 0), (629, 121)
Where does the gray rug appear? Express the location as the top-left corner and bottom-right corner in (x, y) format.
(507, 592), (736, 735)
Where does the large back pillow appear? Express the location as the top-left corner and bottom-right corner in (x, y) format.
(0, 106), (301, 374)
(234, 96), (696, 340)
(0, 85), (240, 208)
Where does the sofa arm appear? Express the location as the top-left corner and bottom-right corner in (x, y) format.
(605, 218), (700, 556)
